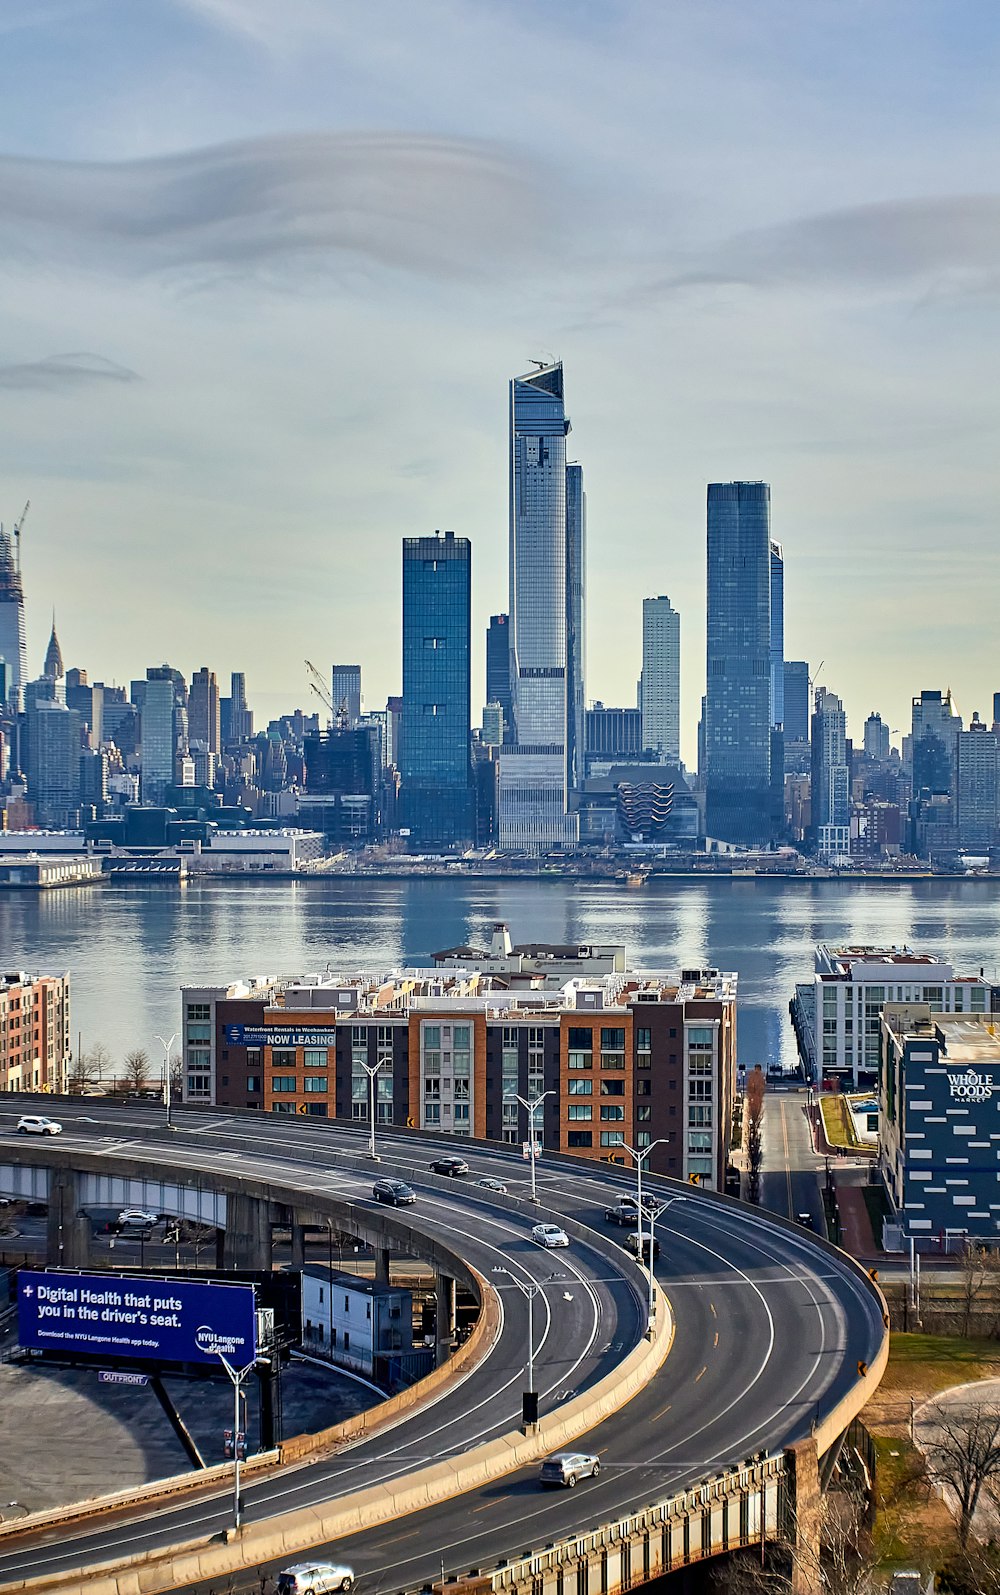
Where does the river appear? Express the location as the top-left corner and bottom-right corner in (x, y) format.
(3, 876), (1000, 1072)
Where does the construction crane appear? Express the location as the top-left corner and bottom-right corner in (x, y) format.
(12, 501), (29, 571)
(304, 660), (335, 727)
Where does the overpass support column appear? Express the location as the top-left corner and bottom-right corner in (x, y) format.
(222, 1192), (273, 1272)
(46, 1168), (90, 1268)
(290, 1222), (306, 1271)
(436, 1273), (455, 1366)
(375, 1247), (391, 1285)
(785, 1438), (822, 1595)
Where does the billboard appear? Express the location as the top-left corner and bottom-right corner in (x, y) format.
(18, 1272), (257, 1367)
(224, 1025), (335, 1047)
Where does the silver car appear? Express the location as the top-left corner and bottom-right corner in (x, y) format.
(532, 1222), (570, 1249)
(277, 1563), (354, 1594)
(540, 1451), (601, 1488)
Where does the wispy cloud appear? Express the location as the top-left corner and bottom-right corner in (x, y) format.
(0, 352), (140, 390)
(0, 131), (548, 284)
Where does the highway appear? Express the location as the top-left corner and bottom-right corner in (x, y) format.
(0, 1101), (887, 1593)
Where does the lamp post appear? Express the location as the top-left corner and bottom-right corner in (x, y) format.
(505, 1090), (552, 1203)
(155, 1033), (177, 1129)
(217, 1354), (256, 1531)
(495, 1269), (541, 1429)
(361, 1059), (385, 1160)
(618, 1138), (669, 1336)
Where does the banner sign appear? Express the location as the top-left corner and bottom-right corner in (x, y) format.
(224, 1025), (335, 1048)
(18, 1272), (257, 1367)
(98, 1370), (149, 1387)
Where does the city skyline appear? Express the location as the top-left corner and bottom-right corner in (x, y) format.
(2, 3), (999, 763)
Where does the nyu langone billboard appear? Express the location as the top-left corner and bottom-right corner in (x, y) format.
(18, 1272), (257, 1366)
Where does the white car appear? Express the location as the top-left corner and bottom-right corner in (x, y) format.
(16, 1115), (62, 1136)
(117, 1208), (160, 1228)
(277, 1563), (354, 1594)
(532, 1222), (570, 1249)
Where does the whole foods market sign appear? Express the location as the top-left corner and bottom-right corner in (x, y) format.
(947, 1070), (996, 1104)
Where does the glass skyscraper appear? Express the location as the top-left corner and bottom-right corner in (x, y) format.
(704, 481), (776, 845)
(332, 664), (362, 728)
(141, 667), (176, 805)
(640, 595), (680, 763)
(769, 541), (784, 731)
(485, 614), (512, 737)
(565, 462), (586, 795)
(499, 362), (580, 851)
(0, 524), (27, 706)
(399, 531), (473, 848)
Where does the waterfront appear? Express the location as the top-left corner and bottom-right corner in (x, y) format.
(3, 876), (1000, 1072)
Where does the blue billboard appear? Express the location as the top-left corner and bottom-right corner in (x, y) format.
(224, 1025), (335, 1048)
(18, 1272), (257, 1367)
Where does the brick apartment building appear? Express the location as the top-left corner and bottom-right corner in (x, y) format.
(0, 970), (71, 1093)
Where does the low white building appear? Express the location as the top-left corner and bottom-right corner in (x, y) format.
(300, 1267), (429, 1387)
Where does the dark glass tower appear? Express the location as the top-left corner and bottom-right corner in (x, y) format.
(704, 482), (776, 845)
(485, 614), (512, 736)
(783, 662), (810, 744)
(565, 462), (586, 794)
(400, 531), (473, 849)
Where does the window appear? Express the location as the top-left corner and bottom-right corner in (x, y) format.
(568, 1130), (593, 1148)
(246, 1076), (260, 1093)
(306, 1103), (328, 1116)
(271, 1048), (296, 1068)
(689, 1104), (712, 1126)
(303, 1049), (327, 1067)
(600, 1079), (624, 1096)
(424, 1077), (441, 1098)
(568, 1048), (592, 1069)
(637, 1105), (652, 1121)
(186, 1003), (211, 1021)
(601, 1027), (625, 1062)
(425, 1103), (441, 1125)
(423, 1025), (441, 1049)
(636, 1027), (651, 1054)
(600, 1104), (625, 1121)
(636, 1079), (651, 1097)
(568, 1078), (592, 1095)
(271, 1075), (297, 1092)
(568, 1026), (593, 1051)
(688, 1131), (712, 1150)
(567, 1103), (592, 1120)
(271, 1102), (294, 1114)
(303, 1076), (327, 1092)
(600, 1130), (625, 1147)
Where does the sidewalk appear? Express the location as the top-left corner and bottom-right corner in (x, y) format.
(835, 1177), (878, 1257)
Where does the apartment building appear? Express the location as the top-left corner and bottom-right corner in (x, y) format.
(181, 963), (737, 1185)
(0, 970), (71, 1093)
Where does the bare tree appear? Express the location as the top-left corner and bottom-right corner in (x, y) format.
(924, 1402), (1000, 1548)
(937, 1543), (1000, 1595)
(959, 1246), (1000, 1338)
(69, 1041), (112, 1091)
(719, 1485), (878, 1594)
(122, 1049), (152, 1093)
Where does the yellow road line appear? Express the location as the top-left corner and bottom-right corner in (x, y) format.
(471, 1499), (506, 1514)
(709, 1301), (717, 1318)
(713, 1330), (719, 1348)
(695, 1365), (707, 1383)
(652, 1404), (672, 1422)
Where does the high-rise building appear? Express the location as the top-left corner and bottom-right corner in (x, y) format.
(332, 665), (362, 728)
(704, 482), (776, 845)
(863, 712), (890, 761)
(769, 543), (784, 730)
(43, 618), (64, 683)
(25, 700), (82, 827)
(565, 462), (586, 794)
(65, 668), (103, 747)
(640, 596), (680, 762)
(223, 671), (254, 744)
(783, 662), (810, 743)
(957, 715), (999, 849)
(500, 361), (579, 851)
(482, 702), (504, 747)
(911, 690), (961, 797)
(141, 666), (177, 805)
(585, 704), (643, 763)
(188, 667), (220, 755)
(0, 516), (27, 704)
(485, 614), (513, 739)
(811, 686), (849, 856)
(399, 531), (473, 849)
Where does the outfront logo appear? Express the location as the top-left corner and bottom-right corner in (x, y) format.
(947, 1070), (996, 1104)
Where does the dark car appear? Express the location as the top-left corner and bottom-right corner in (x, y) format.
(372, 1179), (416, 1206)
(429, 1156), (469, 1177)
(605, 1200), (640, 1225)
(624, 1230), (661, 1262)
(796, 1212), (814, 1230)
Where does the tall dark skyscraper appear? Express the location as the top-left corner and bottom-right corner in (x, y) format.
(704, 481), (776, 845)
(485, 613), (512, 736)
(565, 461), (586, 794)
(783, 662), (810, 744)
(0, 516), (27, 705)
(399, 531), (473, 849)
(769, 542), (784, 729)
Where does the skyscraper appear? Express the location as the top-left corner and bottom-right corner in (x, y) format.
(957, 715), (999, 849)
(783, 662), (810, 744)
(565, 461), (586, 793)
(399, 531), (473, 848)
(863, 712), (890, 761)
(188, 667), (220, 754)
(332, 665), (362, 728)
(769, 542), (784, 730)
(485, 614), (513, 739)
(704, 482), (775, 845)
(223, 671), (253, 744)
(640, 596), (680, 763)
(811, 687), (849, 852)
(141, 666), (176, 804)
(0, 518), (27, 704)
(25, 701), (82, 827)
(500, 361), (579, 851)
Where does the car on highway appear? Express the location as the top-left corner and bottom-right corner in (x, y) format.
(796, 1212), (814, 1230)
(476, 1175), (508, 1193)
(117, 1208), (160, 1228)
(605, 1199), (640, 1225)
(624, 1229), (660, 1261)
(532, 1222), (570, 1249)
(277, 1563), (354, 1594)
(372, 1178), (416, 1206)
(16, 1115), (62, 1136)
(429, 1155), (469, 1176)
(539, 1451), (601, 1488)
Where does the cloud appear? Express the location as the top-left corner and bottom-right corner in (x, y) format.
(0, 352), (140, 390)
(647, 194), (1000, 301)
(0, 131), (548, 284)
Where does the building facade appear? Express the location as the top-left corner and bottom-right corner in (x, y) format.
(399, 531), (473, 849)
(769, 542), (784, 731)
(704, 482), (776, 846)
(0, 522), (27, 705)
(0, 969), (71, 1093)
(332, 665), (362, 728)
(810, 686), (849, 857)
(188, 667), (221, 755)
(640, 597), (680, 763)
(585, 705), (642, 764)
(485, 614), (512, 740)
(141, 667), (177, 805)
(565, 461), (587, 796)
(956, 716), (999, 850)
(181, 963), (737, 1186)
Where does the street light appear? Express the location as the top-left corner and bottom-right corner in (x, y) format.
(618, 1138), (669, 1336)
(217, 1354), (256, 1531)
(505, 1090), (553, 1203)
(360, 1058), (386, 1160)
(494, 1268), (542, 1429)
(155, 1033), (177, 1129)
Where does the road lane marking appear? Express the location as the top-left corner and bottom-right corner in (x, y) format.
(713, 1331), (719, 1348)
(471, 1498), (506, 1513)
(695, 1365), (707, 1383)
(652, 1404), (672, 1422)
(709, 1301), (717, 1317)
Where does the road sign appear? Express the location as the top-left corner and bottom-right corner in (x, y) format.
(18, 1271), (257, 1367)
(98, 1370), (149, 1387)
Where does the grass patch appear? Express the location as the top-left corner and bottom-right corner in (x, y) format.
(820, 1094), (857, 1149)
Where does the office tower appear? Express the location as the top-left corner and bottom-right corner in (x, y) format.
(223, 672), (254, 744)
(586, 705), (642, 763)
(863, 712), (890, 761)
(993, 692), (1000, 733)
(565, 462), (586, 793)
(25, 700), (82, 827)
(141, 666), (177, 804)
(331, 665), (362, 729)
(640, 596), (680, 763)
(769, 543), (784, 730)
(65, 668), (103, 746)
(911, 690), (962, 796)
(0, 516), (27, 704)
(957, 715), (999, 849)
(811, 687), (849, 843)
(704, 482), (775, 845)
(385, 695), (403, 768)
(500, 361), (579, 850)
(485, 614), (513, 737)
(482, 702), (504, 747)
(783, 662), (810, 743)
(399, 531), (473, 848)
(189, 667), (220, 754)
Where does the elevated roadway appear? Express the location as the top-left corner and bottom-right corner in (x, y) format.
(0, 1102), (888, 1592)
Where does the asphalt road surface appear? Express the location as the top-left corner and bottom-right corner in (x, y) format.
(0, 1102), (885, 1594)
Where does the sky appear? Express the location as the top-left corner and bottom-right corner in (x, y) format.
(2, 0), (999, 763)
